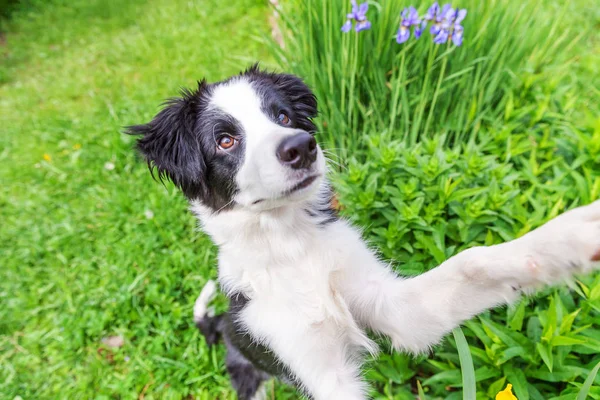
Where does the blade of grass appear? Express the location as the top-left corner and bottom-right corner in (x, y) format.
(453, 327), (476, 400)
(417, 380), (428, 400)
(576, 360), (600, 400)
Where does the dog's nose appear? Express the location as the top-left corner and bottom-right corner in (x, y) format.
(276, 132), (317, 169)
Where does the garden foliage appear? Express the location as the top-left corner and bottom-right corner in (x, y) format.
(269, 0), (600, 398)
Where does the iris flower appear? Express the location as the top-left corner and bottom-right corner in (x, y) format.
(429, 3), (452, 36)
(414, 20), (427, 39)
(430, 4), (467, 46)
(447, 8), (467, 46)
(344, 2), (467, 46)
(341, 0), (371, 32)
(396, 6), (420, 43)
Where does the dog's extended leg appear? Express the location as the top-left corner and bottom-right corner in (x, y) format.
(336, 200), (600, 354)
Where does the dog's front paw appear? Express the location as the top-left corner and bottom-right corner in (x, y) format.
(519, 200), (600, 285)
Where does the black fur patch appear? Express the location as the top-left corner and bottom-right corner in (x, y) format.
(225, 293), (292, 379)
(195, 313), (224, 347)
(196, 309), (269, 400)
(223, 340), (269, 400)
(240, 64), (318, 134)
(125, 81), (246, 211)
(126, 82), (210, 200)
(306, 183), (339, 226)
(194, 292), (295, 398)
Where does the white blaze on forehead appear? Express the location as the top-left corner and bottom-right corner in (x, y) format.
(209, 78), (274, 134)
(209, 77), (306, 205)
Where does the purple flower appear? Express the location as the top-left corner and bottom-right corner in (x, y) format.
(342, 0), (371, 33)
(455, 8), (467, 24)
(451, 24), (464, 46)
(396, 6), (420, 44)
(396, 26), (410, 43)
(438, 3), (452, 21)
(445, 8), (466, 46)
(394, 3), (466, 45)
(424, 2), (439, 21)
(355, 19), (372, 32)
(433, 28), (449, 44)
(440, 8), (455, 30)
(348, 0), (369, 21)
(401, 6), (420, 26)
(415, 20), (427, 39)
(426, 4), (466, 46)
(444, 9), (466, 46)
(341, 20), (352, 32)
(430, 3), (452, 35)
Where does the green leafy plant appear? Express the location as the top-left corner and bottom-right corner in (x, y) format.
(331, 114), (600, 397)
(268, 2), (600, 395)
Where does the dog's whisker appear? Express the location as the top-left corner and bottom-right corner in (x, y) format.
(324, 156), (346, 171)
(321, 149), (344, 160)
(213, 198), (235, 214)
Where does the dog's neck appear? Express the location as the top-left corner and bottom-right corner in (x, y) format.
(192, 201), (317, 247)
(190, 180), (335, 248)
(191, 196), (333, 296)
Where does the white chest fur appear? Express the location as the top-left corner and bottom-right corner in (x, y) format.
(190, 199), (378, 355)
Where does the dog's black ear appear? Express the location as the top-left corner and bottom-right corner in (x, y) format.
(126, 81), (207, 198)
(243, 65), (318, 133)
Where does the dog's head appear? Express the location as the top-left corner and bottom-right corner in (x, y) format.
(127, 65), (325, 212)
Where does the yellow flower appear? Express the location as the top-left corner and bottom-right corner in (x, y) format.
(73, 143), (81, 150)
(496, 384), (517, 400)
(43, 153), (52, 162)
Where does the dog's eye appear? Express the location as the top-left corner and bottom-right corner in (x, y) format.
(278, 112), (291, 126)
(217, 135), (236, 150)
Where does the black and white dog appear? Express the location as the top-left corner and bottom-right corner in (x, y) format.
(128, 65), (600, 400)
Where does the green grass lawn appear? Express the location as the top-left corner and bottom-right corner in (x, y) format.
(2, 0), (600, 399)
(0, 0), (298, 398)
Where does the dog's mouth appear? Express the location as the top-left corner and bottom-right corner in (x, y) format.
(284, 175), (319, 195)
(251, 174), (320, 205)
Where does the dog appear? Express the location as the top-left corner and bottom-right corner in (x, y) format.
(127, 65), (600, 400)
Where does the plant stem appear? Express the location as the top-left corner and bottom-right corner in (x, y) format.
(389, 50), (406, 136)
(411, 43), (438, 146)
(423, 48), (449, 139)
(348, 30), (360, 144)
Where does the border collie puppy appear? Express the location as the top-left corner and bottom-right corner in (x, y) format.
(127, 65), (600, 400)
